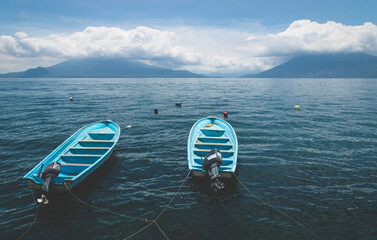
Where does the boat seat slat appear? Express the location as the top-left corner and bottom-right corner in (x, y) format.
(69, 146), (110, 155)
(88, 132), (115, 134)
(193, 148), (234, 158)
(198, 136), (228, 139)
(194, 142), (233, 150)
(62, 154), (102, 157)
(70, 147), (110, 150)
(79, 140), (115, 143)
(195, 142), (233, 146)
(191, 163), (233, 169)
(60, 162), (92, 167)
(200, 128), (225, 132)
(197, 136), (230, 143)
(61, 154), (102, 164)
(193, 149), (234, 153)
(78, 140), (115, 147)
(193, 157), (234, 161)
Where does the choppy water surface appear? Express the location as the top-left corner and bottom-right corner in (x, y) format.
(0, 78), (376, 240)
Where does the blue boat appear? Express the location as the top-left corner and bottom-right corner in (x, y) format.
(23, 120), (120, 202)
(187, 117), (238, 190)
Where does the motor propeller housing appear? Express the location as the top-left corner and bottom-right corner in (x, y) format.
(203, 149), (225, 191)
(38, 162), (61, 204)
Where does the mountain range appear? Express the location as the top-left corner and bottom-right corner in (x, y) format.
(0, 58), (206, 78)
(242, 53), (377, 78)
(1, 53), (377, 78)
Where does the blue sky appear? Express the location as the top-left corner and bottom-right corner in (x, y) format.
(1, 0), (377, 75)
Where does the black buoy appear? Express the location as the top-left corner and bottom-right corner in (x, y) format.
(203, 149), (224, 192)
(175, 103), (182, 107)
(154, 108), (158, 114)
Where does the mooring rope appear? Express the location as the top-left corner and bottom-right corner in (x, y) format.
(64, 182), (150, 223)
(154, 221), (169, 240)
(122, 221), (155, 240)
(17, 182), (38, 240)
(22, 171), (320, 240)
(154, 170), (192, 221)
(64, 170), (191, 240)
(233, 173), (322, 240)
(122, 170), (192, 240)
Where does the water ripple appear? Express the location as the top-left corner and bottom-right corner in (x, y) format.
(1, 78), (377, 239)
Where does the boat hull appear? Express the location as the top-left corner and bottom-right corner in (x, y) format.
(23, 120), (120, 191)
(187, 116), (238, 177)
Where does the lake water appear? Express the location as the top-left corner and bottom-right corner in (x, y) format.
(0, 78), (376, 240)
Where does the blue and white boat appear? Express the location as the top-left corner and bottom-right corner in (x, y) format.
(23, 120), (120, 202)
(187, 116), (238, 190)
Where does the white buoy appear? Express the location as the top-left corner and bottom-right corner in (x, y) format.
(294, 105), (300, 110)
(70, 97), (74, 101)
(126, 125), (132, 128)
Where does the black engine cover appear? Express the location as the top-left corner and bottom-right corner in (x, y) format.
(203, 149), (224, 191)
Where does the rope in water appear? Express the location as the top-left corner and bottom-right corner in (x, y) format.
(154, 170), (192, 221)
(122, 170), (192, 240)
(233, 172), (322, 240)
(122, 221), (155, 240)
(64, 182), (150, 223)
(17, 182), (38, 240)
(154, 221), (169, 240)
(21, 171), (319, 239)
(64, 170), (191, 240)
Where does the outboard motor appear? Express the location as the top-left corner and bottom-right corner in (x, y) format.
(37, 162), (61, 204)
(203, 149), (225, 192)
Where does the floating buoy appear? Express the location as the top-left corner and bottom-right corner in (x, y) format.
(223, 112), (228, 118)
(154, 108), (158, 114)
(176, 103), (182, 107)
(294, 105), (300, 110)
(70, 97), (74, 101)
(126, 125), (132, 128)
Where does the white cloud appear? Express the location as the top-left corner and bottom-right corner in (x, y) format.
(245, 20), (377, 56)
(15, 32), (28, 39)
(2, 26), (198, 61)
(1, 20), (377, 75)
(0, 26), (207, 73)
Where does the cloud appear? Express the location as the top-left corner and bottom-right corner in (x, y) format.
(1, 20), (377, 75)
(245, 20), (377, 56)
(0, 26), (200, 63)
(15, 32), (28, 39)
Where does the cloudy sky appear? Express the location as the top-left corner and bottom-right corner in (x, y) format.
(1, 0), (377, 76)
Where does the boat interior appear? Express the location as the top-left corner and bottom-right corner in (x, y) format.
(32, 127), (117, 183)
(192, 123), (235, 171)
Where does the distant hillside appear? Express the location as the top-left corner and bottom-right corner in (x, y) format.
(0, 58), (206, 78)
(241, 53), (377, 78)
